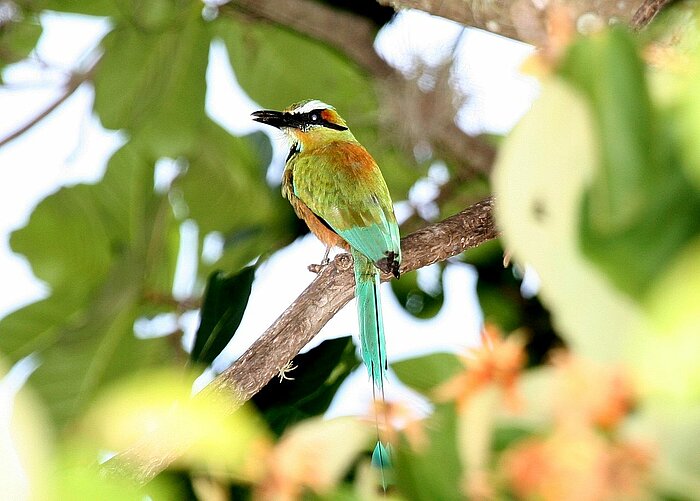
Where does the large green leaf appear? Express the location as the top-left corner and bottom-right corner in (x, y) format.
(559, 29), (700, 299)
(191, 267), (255, 366)
(215, 14), (373, 119)
(0, 143), (179, 428)
(11, 184), (112, 302)
(93, 4), (209, 156)
(252, 336), (360, 436)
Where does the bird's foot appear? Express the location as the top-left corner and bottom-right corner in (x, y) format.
(308, 246), (332, 273)
(308, 257), (330, 274)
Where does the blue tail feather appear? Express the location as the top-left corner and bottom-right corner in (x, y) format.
(352, 249), (387, 392)
(352, 249), (392, 488)
(372, 441), (392, 489)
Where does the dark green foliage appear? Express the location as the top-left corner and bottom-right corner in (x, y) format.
(252, 337), (360, 436)
(191, 267), (255, 365)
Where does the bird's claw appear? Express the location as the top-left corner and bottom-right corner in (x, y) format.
(308, 258), (330, 274)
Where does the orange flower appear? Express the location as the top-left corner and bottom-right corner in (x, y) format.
(502, 426), (653, 501)
(435, 324), (527, 413)
(550, 353), (636, 430)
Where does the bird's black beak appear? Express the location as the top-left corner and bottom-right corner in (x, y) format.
(251, 109), (292, 129)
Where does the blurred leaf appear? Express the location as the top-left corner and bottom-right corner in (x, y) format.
(0, 358), (53, 501)
(93, 6), (209, 156)
(265, 417), (373, 497)
(177, 123), (281, 235)
(491, 77), (645, 361)
(191, 267), (255, 365)
(215, 14), (373, 120)
(559, 29), (700, 299)
(252, 337), (360, 436)
(10, 184), (112, 300)
(0, 143), (178, 428)
(41, 0), (121, 17)
(390, 268), (444, 319)
(560, 29), (660, 232)
(175, 122), (297, 274)
(494, 73), (700, 494)
(670, 18), (700, 192)
(55, 447), (180, 501)
(646, 236), (700, 336)
(394, 404), (461, 501)
(81, 368), (269, 481)
(0, 16), (42, 79)
(392, 353), (462, 396)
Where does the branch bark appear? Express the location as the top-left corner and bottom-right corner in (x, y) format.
(631, 0), (674, 30)
(105, 196), (498, 483)
(376, 0), (649, 45)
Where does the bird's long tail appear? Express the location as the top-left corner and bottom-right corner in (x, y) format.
(352, 249), (391, 488)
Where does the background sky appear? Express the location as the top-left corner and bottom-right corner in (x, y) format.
(0, 9), (538, 414)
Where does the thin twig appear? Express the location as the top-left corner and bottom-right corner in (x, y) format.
(0, 60), (99, 149)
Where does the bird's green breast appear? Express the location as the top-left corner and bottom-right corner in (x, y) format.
(287, 140), (401, 264)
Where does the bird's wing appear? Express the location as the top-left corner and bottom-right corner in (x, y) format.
(291, 142), (400, 264)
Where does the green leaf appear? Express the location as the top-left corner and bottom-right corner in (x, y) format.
(390, 268), (444, 319)
(252, 337), (360, 436)
(10, 184), (112, 301)
(394, 404), (462, 501)
(0, 142), (179, 428)
(559, 29), (700, 299)
(0, 16), (42, 78)
(215, 14), (373, 119)
(191, 267), (255, 365)
(174, 121), (298, 275)
(93, 7), (209, 156)
(392, 353), (462, 396)
(41, 0), (121, 17)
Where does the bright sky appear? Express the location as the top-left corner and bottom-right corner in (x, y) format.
(0, 10), (537, 415)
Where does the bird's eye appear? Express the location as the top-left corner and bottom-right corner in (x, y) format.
(311, 113), (318, 121)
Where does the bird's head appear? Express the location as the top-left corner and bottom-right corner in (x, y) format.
(251, 100), (352, 148)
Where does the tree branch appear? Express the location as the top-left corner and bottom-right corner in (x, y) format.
(0, 60), (99, 149)
(376, 0), (650, 45)
(105, 196), (498, 483)
(631, 0), (674, 30)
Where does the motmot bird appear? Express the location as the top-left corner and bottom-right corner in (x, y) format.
(252, 99), (400, 477)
